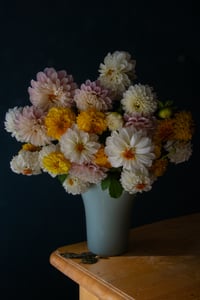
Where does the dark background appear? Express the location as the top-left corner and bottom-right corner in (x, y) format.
(0, 1), (199, 299)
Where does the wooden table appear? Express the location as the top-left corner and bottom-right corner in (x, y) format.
(50, 213), (200, 299)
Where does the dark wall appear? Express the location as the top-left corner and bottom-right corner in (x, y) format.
(1, 1), (199, 299)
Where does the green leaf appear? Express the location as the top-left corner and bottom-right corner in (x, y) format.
(101, 176), (111, 190)
(109, 178), (123, 198)
(57, 174), (68, 184)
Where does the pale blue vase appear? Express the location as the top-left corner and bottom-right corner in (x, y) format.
(81, 183), (134, 256)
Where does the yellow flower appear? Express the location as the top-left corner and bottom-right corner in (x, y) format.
(150, 158), (168, 177)
(42, 151), (71, 175)
(153, 119), (174, 143)
(173, 111), (194, 141)
(45, 107), (76, 140)
(21, 143), (41, 152)
(77, 109), (107, 134)
(94, 146), (112, 168)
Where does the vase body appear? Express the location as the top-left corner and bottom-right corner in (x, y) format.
(81, 184), (134, 256)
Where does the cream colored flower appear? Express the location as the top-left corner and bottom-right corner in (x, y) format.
(164, 140), (193, 164)
(62, 175), (90, 195)
(106, 112), (124, 131)
(60, 125), (100, 164)
(105, 126), (155, 170)
(98, 51), (136, 96)
(121, 84), (157, 115)
(120, 169), (153, 194)
(10, 150), (41, 175)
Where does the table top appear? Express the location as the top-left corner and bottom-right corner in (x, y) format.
(50, 213), (200, 300)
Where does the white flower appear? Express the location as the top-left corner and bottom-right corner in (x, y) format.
(62, 175), (90, 195)
(98, 51), (136, 96)
(164, 140), (193, 164)
(10, 150), (41, 175)
(120, 169), (153, 194)
(105, 126), (155, 170)
(106, 112), (124, 131)
(4, 106), (22, 138)
(60, 125), (100, 164)
(121, 84), (157, 115)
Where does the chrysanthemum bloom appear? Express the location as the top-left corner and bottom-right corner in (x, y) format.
(60, 125), (100, 164)
(93, 146), (112, 168)
(74, 80), (112, 111)
(45, 107), (76, 140)
(10, 150), (41, 175)
(153, 119), (174, 143)
(164, 140), (193, 164)
(106, 112), (124, 131)
(28, 67), (77, 111)
(149, 158), (168, 177)
(121, 84), (157, 115)
(63, 175), (91, 195)
(98, 51), (136, 97)
(76, 109), (107, 134)
(5, 105), (51, 146)
(41, 152), (71, 177)
(69, 163), (107, 184)
(4, 106), (23, 138)
(124, 112), (156, 133)
(39, 143), (71, 176)
(120, 169), (153, 194)
(105, 126), (155, 171)
(172, 111), (195, 141)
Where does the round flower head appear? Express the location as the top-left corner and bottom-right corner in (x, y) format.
(28, 67), (77, 111)
(62, 175), (91, 195)
(77, 109), (107, 134)
(121, 84), (157, 115)
(106, 112), (124, 131)
(5, 105), (52, 146)
(10, 150), (41, 175)
(45, 107), (76, 140)
(74, 80), (112, 111)
(105, 126), (155, 171)
(120, 169), (153, 194)
(98, 51), (136, 97)
(39, 144), (71, 177)
(4, 106), (23, 138)
(69, 162), (107, 184)
(164, 140), (193, 164)
(124, 112), (156, 133)
(60, 125), (101, 164)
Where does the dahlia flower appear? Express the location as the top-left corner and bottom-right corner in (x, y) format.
(28, 67), (77, 111)
(105, 126), (155, 171)
(10, 150), (41, 175)
(5, 105), (51, 146)
(60, 125), (100, 164)
(62, 175), (90, 195)
(121, 84), (157, 115)
(120, 169), (153, 194)
(98, 51), (136, 96)
(164, 140), (193, 164)
(69, 163), (107, 184)
(74, 80), (112, 111)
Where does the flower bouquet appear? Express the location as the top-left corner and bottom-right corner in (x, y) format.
(5, 51), (195, 198)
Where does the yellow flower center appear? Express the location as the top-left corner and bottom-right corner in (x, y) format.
(122, 148), (135, 160)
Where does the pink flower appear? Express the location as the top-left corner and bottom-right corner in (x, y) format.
(69, 162), (107, 184)
(28, 67), (77, 111)
(124, 112), (156, 133)
(7, 105), (52, 146)
(74, 80), (112, 111)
